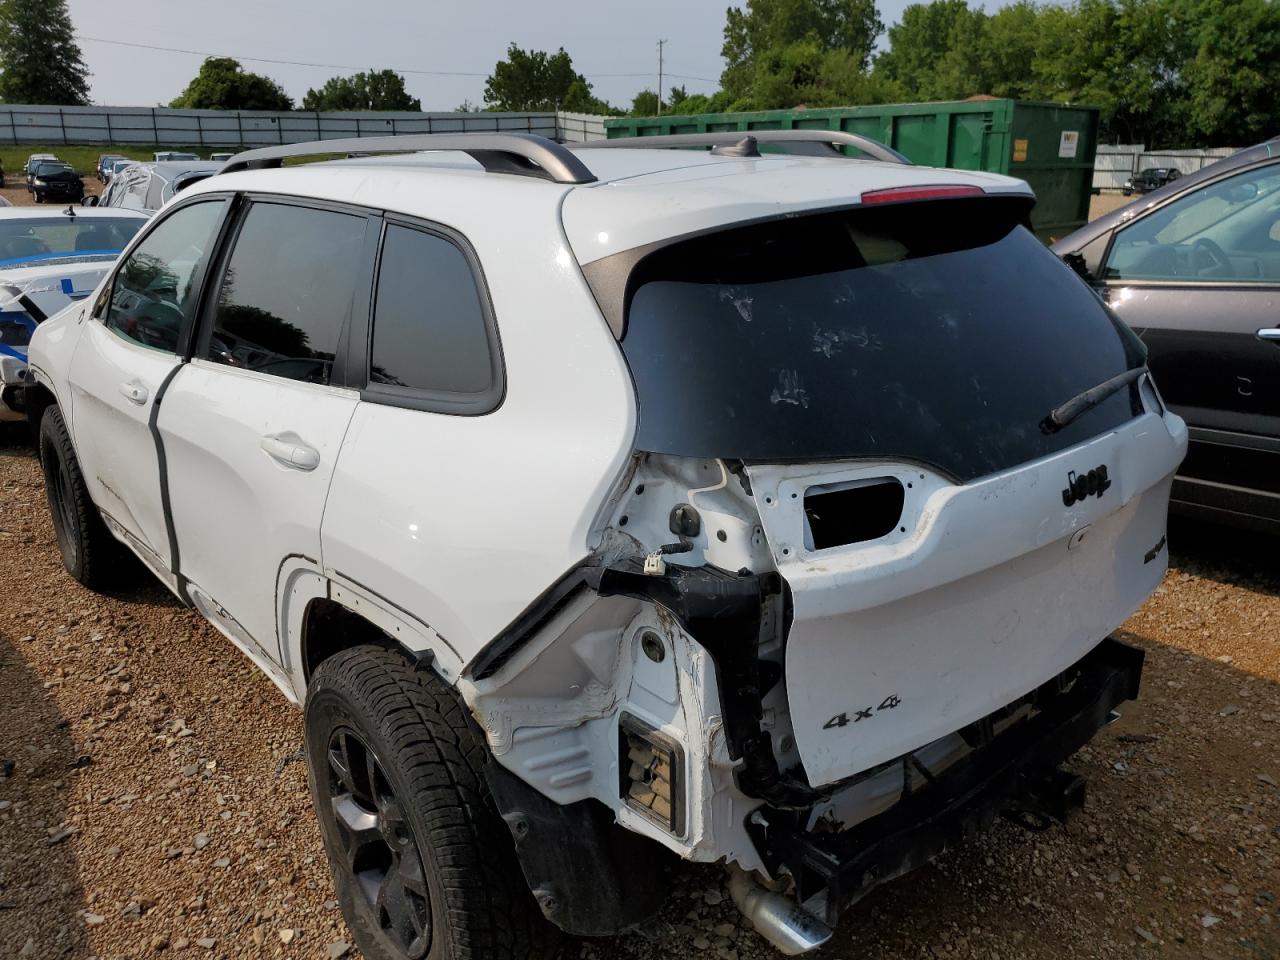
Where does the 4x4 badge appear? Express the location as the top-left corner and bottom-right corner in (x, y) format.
(1062, 465), (1111, 506)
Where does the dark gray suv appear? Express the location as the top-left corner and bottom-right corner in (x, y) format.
(1054, 139), (1280, 533)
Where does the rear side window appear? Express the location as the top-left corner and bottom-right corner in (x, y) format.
(202, 202), (368, 385)
(366, 222), (500, 412)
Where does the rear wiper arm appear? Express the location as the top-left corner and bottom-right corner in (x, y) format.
(1039, 366), (1148, 434)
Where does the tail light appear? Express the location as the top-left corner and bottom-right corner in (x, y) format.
(619, 715), (683, 835)
(860, 184), (986, 205)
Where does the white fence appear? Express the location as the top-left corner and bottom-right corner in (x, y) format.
(1094, 144), (1237, 190)
(0, 104), (610, 146)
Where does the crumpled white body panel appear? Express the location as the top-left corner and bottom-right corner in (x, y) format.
(747, 410), (1187, 788)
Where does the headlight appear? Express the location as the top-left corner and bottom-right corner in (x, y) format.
(32, 178), (45, 186)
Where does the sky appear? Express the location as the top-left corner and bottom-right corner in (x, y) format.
(66, 0), (927, 111)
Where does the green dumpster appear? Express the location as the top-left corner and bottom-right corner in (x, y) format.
(604, 99), (1098, 242)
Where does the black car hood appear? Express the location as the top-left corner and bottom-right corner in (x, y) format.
(1053, 138), (1280, 255)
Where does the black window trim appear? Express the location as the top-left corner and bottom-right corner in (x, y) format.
(354, 211), (506, 417)
(190, 191), (379, 391)
(94, 191), (236, 359)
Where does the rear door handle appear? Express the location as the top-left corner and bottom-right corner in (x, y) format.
(118, 380), (148, 405)
(1258, 327), (1280, 342)
(260, 434), (320, 472)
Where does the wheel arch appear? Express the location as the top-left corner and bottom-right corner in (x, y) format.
(278, 559), (467, 697)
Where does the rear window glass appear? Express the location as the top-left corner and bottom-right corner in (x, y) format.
(368, 224), (496, 404)
(0, 217), (143, 264)
(617, 197), (1144, 482)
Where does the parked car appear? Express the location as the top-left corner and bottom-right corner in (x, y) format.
(208, 152), (234, 163)
(1122, 166), (1182, 195)
(0, 161), (6, 188)
(30, 161), (85, 204)
(153, 150), (200, 162)
(1055, 137), (1280, 534)
(24, 153), (58, 191)
(92, 160), (221, 212)
(24, 131), (1186, 959)
(96, 153), (126, 183)
(0, 206), (146, 420)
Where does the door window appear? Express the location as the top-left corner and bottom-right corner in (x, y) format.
(202, 202), (368, 385)
(121, 170), (149, 211)
(367, 223), (500, 411)
(104, 200), (225, 352)
(1105, 164), (1280, 282)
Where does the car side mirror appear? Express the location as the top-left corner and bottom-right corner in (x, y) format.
(1061, 251), (1092, 281)
(80, 196), (99, 207)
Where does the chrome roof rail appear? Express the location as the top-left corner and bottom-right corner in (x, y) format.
(219, 133), (597, 184)
(577, 130), (911, 165)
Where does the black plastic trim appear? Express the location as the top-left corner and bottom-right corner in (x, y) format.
(484, 757), (676, 936)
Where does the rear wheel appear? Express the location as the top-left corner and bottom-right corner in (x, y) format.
(305, 645), (555, 960)
(38, 405), (124, 590)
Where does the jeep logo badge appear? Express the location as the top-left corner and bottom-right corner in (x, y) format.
(1062, 465), (1111, 506)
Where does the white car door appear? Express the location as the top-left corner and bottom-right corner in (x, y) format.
(158, 198), (375, 664)
(65, 198), (229, 581)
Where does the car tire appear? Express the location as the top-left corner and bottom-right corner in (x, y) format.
(38, 405), (124, 590)
(305, 645), (556, 960)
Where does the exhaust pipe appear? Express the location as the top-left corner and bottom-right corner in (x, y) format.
(727, 866), (833, 956)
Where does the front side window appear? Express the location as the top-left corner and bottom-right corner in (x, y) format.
(105, 201), (225, 352)
(1105, 164), (1280, 281)
(367, 223), (498, 409)
(202, 202), (368, 385)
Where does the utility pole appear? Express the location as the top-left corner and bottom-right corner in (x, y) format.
(657, 39), (667, 116)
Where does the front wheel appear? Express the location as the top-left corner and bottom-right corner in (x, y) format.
(305, 646), (555, 960)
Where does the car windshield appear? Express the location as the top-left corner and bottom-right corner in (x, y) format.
(35, 163), (73, 177)
(0, 217), (143, 266)
(614, 196), (1145, 482)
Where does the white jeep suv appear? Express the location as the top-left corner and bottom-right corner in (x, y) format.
(25, 131), (1187, 959)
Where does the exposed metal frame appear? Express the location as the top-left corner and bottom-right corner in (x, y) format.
(576, 130), (911, 165)
(219, 133), (598, 184)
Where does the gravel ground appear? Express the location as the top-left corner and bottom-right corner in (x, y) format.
(2, 421), (1278, 960)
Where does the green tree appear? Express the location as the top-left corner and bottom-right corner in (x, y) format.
(483, 43), (617, 113)
(630, 89), (663, 115)
(169, 57), (293, 110)
(872, 0), (970, 98)
(1180, 0), (1280, 143)
(721, 0), (885, 105)
(0, 0), (88, 104)
(301, 70), (421, 111)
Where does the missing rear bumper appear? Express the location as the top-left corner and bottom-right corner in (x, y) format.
(746, 635), (1144, 929)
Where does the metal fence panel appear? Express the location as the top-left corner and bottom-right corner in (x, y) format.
(0, 104), (572, 147)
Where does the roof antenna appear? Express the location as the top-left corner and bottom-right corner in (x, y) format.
(711, 136), (761, 158)
(63, 203), (76, 217)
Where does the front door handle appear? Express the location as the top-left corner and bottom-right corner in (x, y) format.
(1258, 327), (1280, 342)
(260, 434), (320, 472)
(118, 380), (148, 405)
